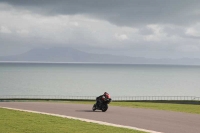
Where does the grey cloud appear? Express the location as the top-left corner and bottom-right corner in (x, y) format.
(162, 26), (186, 37)
(184, 35), (200, 40)
(163, 25), (200, 39)
(1, 0), (200, 26)
(139, 27), (154, 35)
(1, 0), (200, 59)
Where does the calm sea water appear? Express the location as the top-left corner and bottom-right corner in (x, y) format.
(0, 63), (200, 97)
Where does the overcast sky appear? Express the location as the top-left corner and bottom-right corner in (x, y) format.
(1, 0), (200, 58)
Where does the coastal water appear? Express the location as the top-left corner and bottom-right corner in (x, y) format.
(0, 63), (200, 97)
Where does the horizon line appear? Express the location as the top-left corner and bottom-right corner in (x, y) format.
(0, 61), (200, 66)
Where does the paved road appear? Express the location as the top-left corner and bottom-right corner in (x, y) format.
(0, 102), (200, 133)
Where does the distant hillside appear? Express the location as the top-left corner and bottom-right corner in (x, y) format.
(0, 47), (142, 63)
(0, 47), (200, 65)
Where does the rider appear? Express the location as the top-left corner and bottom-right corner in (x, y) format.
(96, 92), (110, 107)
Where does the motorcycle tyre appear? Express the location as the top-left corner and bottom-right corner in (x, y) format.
(101, 104), (108, 112)
(92, 104), (96, 111)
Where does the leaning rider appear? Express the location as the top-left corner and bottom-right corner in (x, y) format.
(96, 92), (109, 107)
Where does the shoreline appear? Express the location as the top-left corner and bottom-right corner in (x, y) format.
(1, 61), (200, 67)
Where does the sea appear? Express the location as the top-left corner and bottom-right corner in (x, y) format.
(0, 62), (200, 97)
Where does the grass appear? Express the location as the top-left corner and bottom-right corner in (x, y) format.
(65, 100), (200, 114)
(0, 108), (145, 133)
(1, 100), (199, 133)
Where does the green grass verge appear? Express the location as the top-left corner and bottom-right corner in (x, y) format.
(0, 108), (145, 133)
(65, 101), (200, 114)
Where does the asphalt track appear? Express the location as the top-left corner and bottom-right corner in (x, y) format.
(0, 102), (200, 133)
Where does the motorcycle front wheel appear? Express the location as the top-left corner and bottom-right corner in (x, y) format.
(101, 104), (108, 112)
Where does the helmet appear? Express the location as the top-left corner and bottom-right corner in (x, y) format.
(104, 92), (111, 99)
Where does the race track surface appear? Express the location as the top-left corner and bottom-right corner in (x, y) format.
(0, 102), (200, 133)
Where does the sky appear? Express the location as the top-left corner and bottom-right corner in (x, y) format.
(0, 0), (200, 59)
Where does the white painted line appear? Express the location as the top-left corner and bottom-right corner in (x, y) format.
(0, 106), (163, 133)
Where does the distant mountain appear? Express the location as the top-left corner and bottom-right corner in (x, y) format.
(0, 47), (200, 65)
(0, 47), (144, 63)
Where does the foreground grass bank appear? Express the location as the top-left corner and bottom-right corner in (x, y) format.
(66, 101), (200, 114)
(0, 108), (145, 133)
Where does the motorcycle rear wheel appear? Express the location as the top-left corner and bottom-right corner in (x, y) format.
(92, 104), (96, 111)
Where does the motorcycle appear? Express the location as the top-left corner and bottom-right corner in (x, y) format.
(92, 96), (112, 112)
